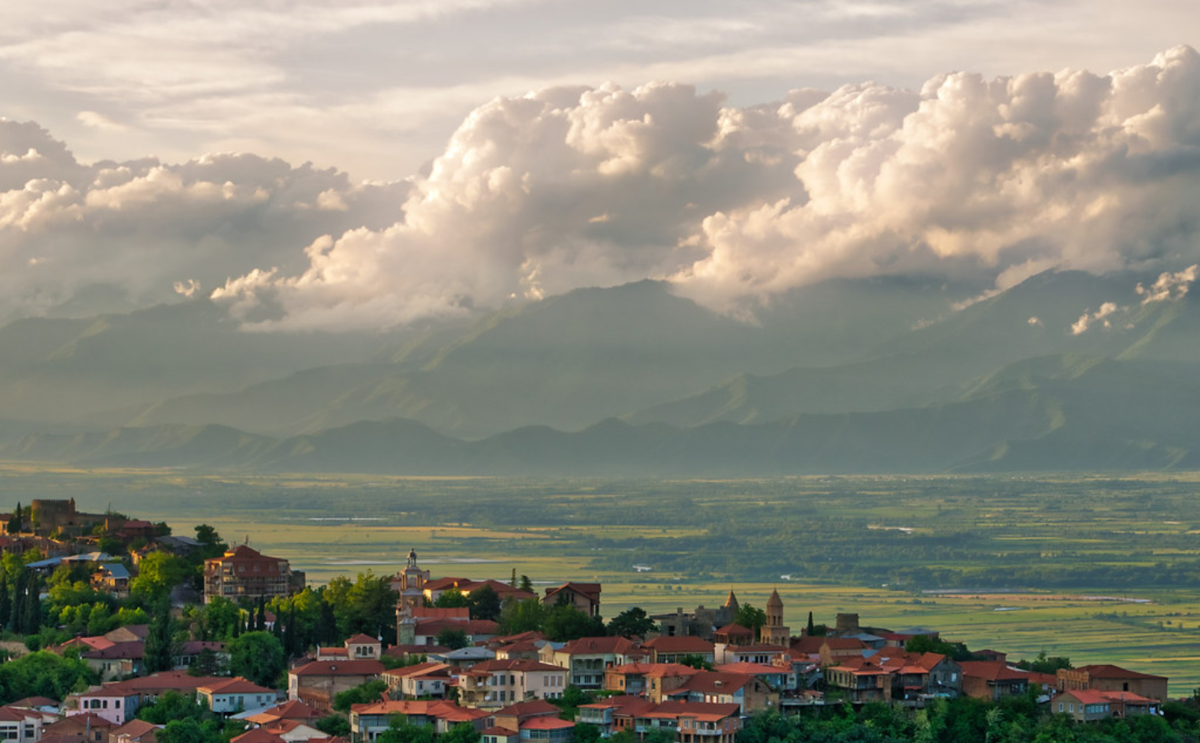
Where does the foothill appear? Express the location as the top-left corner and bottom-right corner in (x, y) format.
(0, 499), (1193, 743)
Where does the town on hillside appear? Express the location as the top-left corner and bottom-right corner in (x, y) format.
(0, 500), (1190, 743)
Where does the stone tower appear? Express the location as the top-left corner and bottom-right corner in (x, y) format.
(395, 548), (431, 644)
(718, 589), (740, 626)
(761, 588), (791, 646)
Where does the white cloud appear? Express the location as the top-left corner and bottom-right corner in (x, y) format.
(8, 46), (1200, 331)
(203, 46), (1200, 331)
(1071, 301), (1121, 335)
(1137, 264), (1199, 304)
(0, 119), (408, 319)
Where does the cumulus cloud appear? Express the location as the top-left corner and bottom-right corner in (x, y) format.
(1137, 264), (1199, 304)
(1071, 302), (1121, 335)
(8, 46), (1200, 331)
(0, 119), (408, 318)
(199, 46), (1200, 331)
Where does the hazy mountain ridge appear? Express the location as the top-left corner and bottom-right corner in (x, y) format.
(6, 351), (1200, 474)
(1, 269), (1198, 473)
(110, 278), (975, 438)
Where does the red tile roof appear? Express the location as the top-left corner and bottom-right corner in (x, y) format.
(231, 729), (285, 743)
(558, 636), (637, 655)
(479, 728), (518, 737)
(519, 718), (574, 731)
(350, 700), (458, 717)
(199, 677), (275, 695)
(641, 701), (740, 722)
(415, 619), (499, 635)
(714, 662), (782, 675)
(81, 641), (143, 660)
(465, 659), (563, 675)
(1075, 664), (1166, 681)
(495, 700), (560, 717)
(714, 624), (753, 637)
(345, 634), (379, 645)
(110, 720), (160, 740)
(382, 662), (452, 679)
(246, 700), (323, 723)
(84, 672), (228, 696)
(411, 608), (470, 620)
(10, 696), (59, 709)
(290, 660), (384, 677)
(959, 661), (1031, 682)
(675, 671), (756, 694)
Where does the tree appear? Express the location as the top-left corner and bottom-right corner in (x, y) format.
(228, 631), (286, 687)
(10, 569), (27, 634)
(550, 685), (594, 721)
(519, 575), (533, 592)
(906, 635), (973, 662)
(193, 525), (228, 560)
(441, 722), (480, 743)
(499, 598), (545, 635)
(21, 572), (41, 634)
(544, 605), (603, 642)
(468, 585), (502, 621)
(8, 503), (19, 535)
(573, 724), (602, 743)
(144, 597), (177, 673)
(157, 718), (225, 743)
(734, 604), (766, 640)
(97, 536), (123, 557)
(607, 607), (655, 639)
(188, 647), (227, 677)
(678, 654), (713, 671)
(376, 717), (435, 743)
(191, 596), (241, 642)
(326, 572), (398, 640)
(433, 591), (470, 609)
(333, 679), (388, 712)
(317, 594), (338, 646)
(0, 574), (10, 630)
(0, 650), (96, 703)
(138, 691), (210, 724)
(314, 716), (351, 737)
(1014, 650), (1071, 674)
(131, 552), (191, 602)
(436, 627), (470, 650)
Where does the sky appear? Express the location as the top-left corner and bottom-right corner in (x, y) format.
(1, 1), (1198, 330)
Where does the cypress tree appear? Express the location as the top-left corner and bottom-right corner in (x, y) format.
(22, 572), (41, 634)
(10, 569), (27, 634)
(318, 598), (337, 645)
(144, 597), (174, 672)
(256, 598), (266, 632)
(0, 574), (10, 630)
(807, 611), (815, 636)
(286, 604), (298, 657)
(9, 503), (20, 535)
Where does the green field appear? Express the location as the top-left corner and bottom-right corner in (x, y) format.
(5, 465), (1200, 695)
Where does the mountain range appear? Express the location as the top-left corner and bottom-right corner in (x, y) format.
(2, 269), (1199, 474)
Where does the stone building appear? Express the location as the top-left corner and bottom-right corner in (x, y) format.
(203, 544), (298, 604)
(760, 589), (791, 646)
